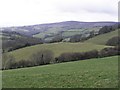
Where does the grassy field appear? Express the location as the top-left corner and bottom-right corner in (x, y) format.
(33, 32), (55, 39)
(62, 31), (81, 37)
(9, 42), (111, 61)
(33, 32), (47, 38)
(33, 27), (62, 38)
(85, 30), (119, 45)
(2, 56), (118, 88)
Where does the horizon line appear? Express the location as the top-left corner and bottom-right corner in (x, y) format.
(0, 20), (118, 28)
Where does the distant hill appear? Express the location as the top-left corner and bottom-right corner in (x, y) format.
(1, 21), (116, 36)
(1, 21), (118, 51)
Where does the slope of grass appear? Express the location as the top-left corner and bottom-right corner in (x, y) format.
(84, 30), (119, 45)
(2, 56), (118, 88)
(33, 32), (46, 38)
(9, 42), (110, 61)
(33, 27), (62, 38)
(62, 31), (81, 37)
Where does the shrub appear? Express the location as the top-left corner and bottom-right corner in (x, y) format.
(16, 60), (32, 68)
(56, 53), (75, 62)
(99, 47), (119, 58)
(106, 36), (120, 46)
(56, 50), (98, 63)
(30, 50), (54, 65)
(84, 50), (99, 59)
(56, 47), (119, 63)
(99, 26), (113, 34)
(2, 54), (15, 70)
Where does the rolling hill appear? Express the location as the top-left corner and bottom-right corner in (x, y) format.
(1, 21), (116, 36)
(9, 42), (111, 61)
(1, 21), (116, 42)
(2, 56), (118, 88)
(2, 21), (119, 88)
(1, 31), (43, 52)
(84, 29), (119, 45)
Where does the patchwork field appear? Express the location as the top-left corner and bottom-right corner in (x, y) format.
(2, 56), (118, 88)
(9, 42), (111, 61)
(33, 27), (101, 41)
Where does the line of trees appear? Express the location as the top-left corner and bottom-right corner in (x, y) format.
(2, 54), (15, 70)
(49, 35), (63, 43)
(98, 23), (120, 34)
(30, 50), (54, 65)
(69, 23), (120, 43)
(2, 46), (120, 70)
(55, 46), (120, 63)
(69, 31), (96, 43)
(2, 50), (54, 70)
(106, 36), (120, 46)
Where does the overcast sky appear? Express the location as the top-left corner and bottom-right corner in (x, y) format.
(0, 0), (119, 27)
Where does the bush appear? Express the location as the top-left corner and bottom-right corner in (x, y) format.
(99, 47), (119, 58)
(84, 50), (99, 59)
(30, 50), (54, 65)
(106, 36), (120, 46)
(115, 46), (120, 55)
(56, 47), (119, 63)
(56, 53), (76, 62)
(16, 60), (32, 68)
(56, 50), (98, 63)
(99, 26), (113, 34)
(2, 50), (54, 70)
(2, 54), (15, 70)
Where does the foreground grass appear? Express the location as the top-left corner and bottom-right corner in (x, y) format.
(9, 42), (110, 61)
(2, 56), (118, 88)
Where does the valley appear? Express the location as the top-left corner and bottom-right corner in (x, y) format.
(1, 21), (119, 88)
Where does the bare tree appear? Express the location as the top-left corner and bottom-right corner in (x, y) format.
(30, 50), (54, 66)
(2, 54), (15, 70)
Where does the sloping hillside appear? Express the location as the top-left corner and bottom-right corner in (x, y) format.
(9, 42), (110, 61)
(1, 21), (117, 43)
(3, 56), (118, 88)
(84, 29), (119, 45)
(2, 31), (43, 52)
